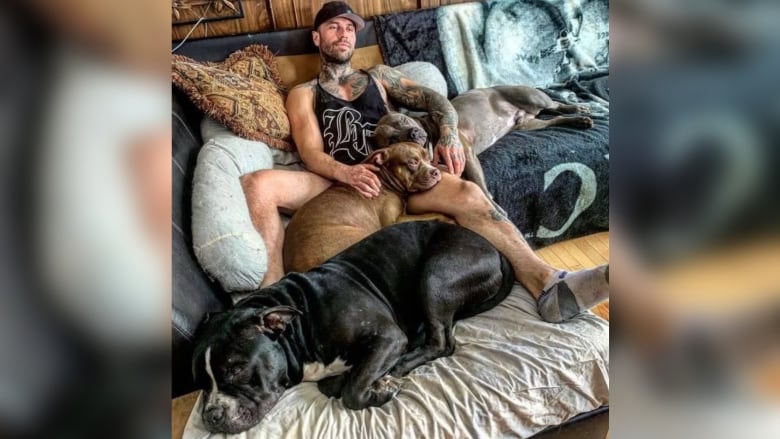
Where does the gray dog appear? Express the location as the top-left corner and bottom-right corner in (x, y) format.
(373, 85), (594, 203)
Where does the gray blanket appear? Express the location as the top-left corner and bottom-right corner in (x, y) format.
(438, 0), (609, 93)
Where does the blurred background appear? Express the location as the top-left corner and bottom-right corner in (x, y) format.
(0, 0), (777, 437)
(0, 0), (170, 437)
(610, 0), (780, 437)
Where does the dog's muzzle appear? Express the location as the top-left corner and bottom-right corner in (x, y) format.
(409, 127), (427, 144)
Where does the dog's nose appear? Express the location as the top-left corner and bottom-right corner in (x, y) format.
(429, 167), (441, 179)
(410, 128), (426, 142)
(204, 406), (225, 425)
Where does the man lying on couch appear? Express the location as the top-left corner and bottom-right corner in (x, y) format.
(240, 1), (608, 322)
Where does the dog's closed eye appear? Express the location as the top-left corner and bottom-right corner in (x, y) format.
(222, 361), (247, 380)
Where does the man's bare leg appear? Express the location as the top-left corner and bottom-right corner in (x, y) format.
(241, 169), (332, 287)
(407, 174), (607, 322)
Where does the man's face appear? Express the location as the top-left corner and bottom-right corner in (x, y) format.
(313, 17), (356, 64)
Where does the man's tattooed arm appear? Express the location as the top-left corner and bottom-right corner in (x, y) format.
(369, 65), (460, 149)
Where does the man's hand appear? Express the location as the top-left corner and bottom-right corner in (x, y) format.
(432, 136), (466, 176)
(339, 163), (382, 198)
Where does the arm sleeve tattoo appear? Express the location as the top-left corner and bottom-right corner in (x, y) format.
(371, 66), (460, 147)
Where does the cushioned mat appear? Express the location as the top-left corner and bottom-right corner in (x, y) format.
(183, 283), (609, 438)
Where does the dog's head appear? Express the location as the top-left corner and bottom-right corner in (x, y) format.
(365, 142), (441, 193)
(373, 112), (430, 149)
(191, 305), (301, 434)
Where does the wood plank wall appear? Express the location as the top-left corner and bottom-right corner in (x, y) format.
(172, 0), (473, 41)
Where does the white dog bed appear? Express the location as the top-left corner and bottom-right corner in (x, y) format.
(183, 283), (609, 438)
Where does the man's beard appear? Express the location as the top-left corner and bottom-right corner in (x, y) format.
(320, 42), (353, 64)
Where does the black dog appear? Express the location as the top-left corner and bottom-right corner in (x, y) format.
(192, 221), (514, 434)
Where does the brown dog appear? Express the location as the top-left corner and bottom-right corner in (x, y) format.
(283, 142), (449, 274)
(373, 85), (594, 203)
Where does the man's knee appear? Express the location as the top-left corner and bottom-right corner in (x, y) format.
(409, 177), (490, 216)
(241, 169), (280, 204)
(241, 169), (331, 212)
(450, 179), (492, 211)
(240, 169), (270, 192)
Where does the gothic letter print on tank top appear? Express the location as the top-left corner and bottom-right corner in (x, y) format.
(315, 73), (388, 165)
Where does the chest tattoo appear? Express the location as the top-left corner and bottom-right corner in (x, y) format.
(321, 73), (369, 100)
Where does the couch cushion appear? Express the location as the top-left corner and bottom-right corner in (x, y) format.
(172, 44), (293, 150)
(275, 45), (384, 88)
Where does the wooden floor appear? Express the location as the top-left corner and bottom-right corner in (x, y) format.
(535, 231), (610, 321)
(173, 391), (200, 439)
(171, 231), (610, 439)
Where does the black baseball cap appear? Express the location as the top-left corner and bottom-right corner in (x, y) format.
(313, 1), (365, 32)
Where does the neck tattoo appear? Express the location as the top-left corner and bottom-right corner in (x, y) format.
(319, 60), (353, 84)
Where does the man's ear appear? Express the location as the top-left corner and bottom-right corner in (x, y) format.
(366, 149), (389, 166)
(312, 30), (320, 48)
(255, 305), (302, 335)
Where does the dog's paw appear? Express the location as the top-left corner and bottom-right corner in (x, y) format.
(388, 362), (414, 378)
(317, 375), (346, 398)
(372, 375), (403, 398)
(572, 116), (594, 129)
(575, 105), (590, 114)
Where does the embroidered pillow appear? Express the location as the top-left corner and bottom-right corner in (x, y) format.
(172, 44), (293, 151)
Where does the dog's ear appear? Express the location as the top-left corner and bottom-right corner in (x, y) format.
(202, 311), (219, 324)
(366, 149), (389, 166)
(371, 128), (392, 148)
(194, 311), (223, 337)
(255, 305), (302, 335)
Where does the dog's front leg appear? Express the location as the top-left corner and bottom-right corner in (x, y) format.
(339, 330), (407, 409)
(317, 374), (347, 398)
(390, 319), (455, 378)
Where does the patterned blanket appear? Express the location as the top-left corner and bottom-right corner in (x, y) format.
(375, 0), (609, 95)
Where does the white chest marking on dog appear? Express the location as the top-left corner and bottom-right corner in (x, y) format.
(205, 346), (218, 395)
(302, 357), (351, 382)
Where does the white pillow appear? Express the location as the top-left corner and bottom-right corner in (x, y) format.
(395, 61), (448, 97)
(200, 118), (302, 168)
(191, 119), (275, 292)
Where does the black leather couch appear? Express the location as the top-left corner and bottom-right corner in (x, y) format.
(172, 92), (231, 398)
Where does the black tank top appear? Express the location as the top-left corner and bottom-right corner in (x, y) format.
(315, 72), (388, 165)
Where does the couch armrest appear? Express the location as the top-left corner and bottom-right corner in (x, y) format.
(172, 92), (231, 397)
